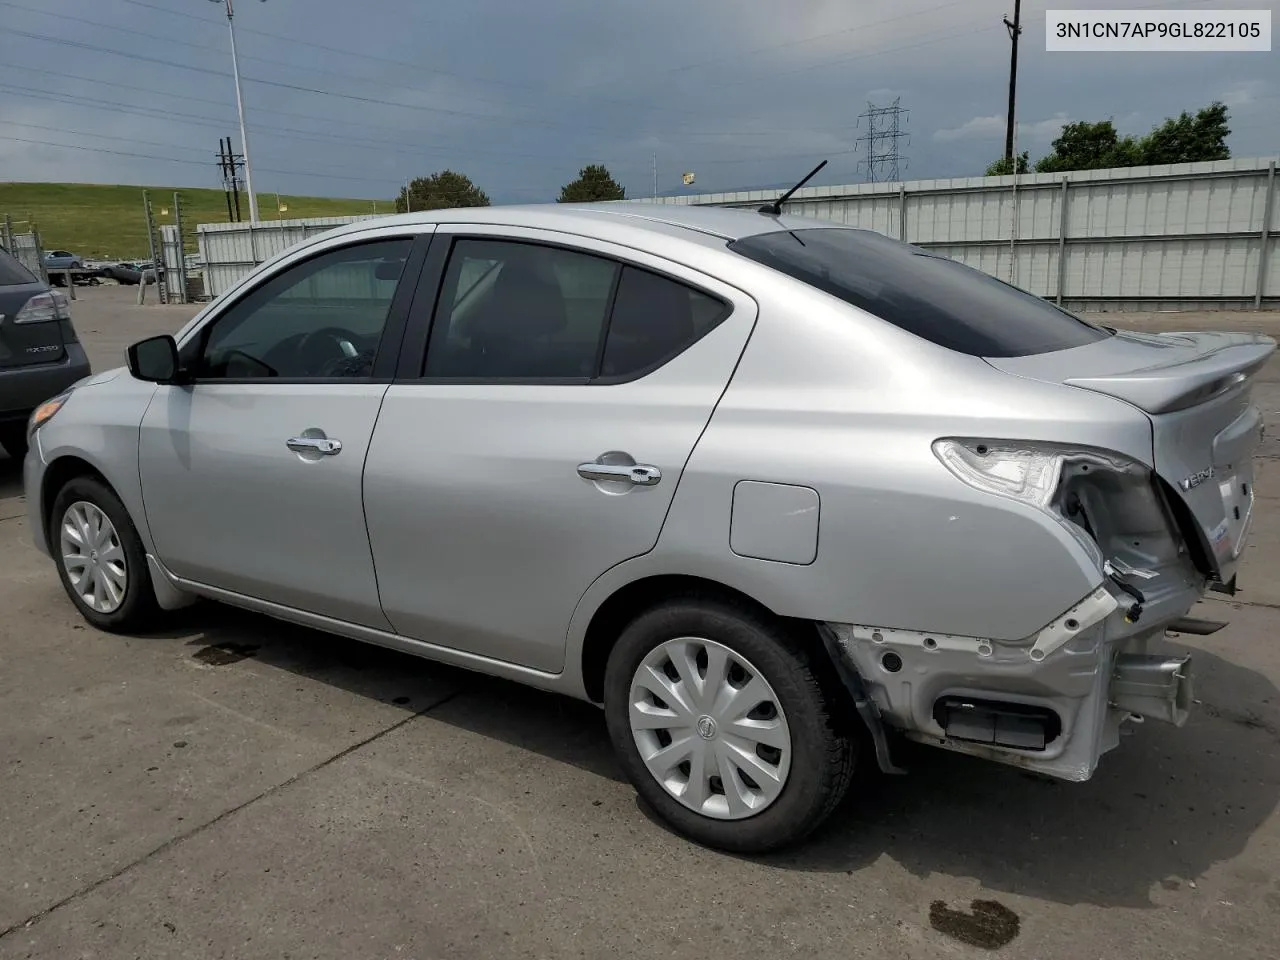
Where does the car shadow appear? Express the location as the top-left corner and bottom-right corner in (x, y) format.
(0, 452), (22, 501)
(144, 601), (1277, 910)
(151, 602), (621, 782)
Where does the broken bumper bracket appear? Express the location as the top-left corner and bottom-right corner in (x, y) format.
(1110, 653), (1193, 726)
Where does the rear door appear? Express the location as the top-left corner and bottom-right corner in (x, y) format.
(362, 225), (757, 672)
(0, 249), (66, 371)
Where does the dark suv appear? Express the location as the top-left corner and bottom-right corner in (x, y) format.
(0, 246), (91, 460)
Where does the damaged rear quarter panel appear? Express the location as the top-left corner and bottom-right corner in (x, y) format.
(640, 281), (1157, 643)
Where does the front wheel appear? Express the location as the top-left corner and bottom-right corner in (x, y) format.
(604, 598), (857, 853)
(49, 476), (159, 632)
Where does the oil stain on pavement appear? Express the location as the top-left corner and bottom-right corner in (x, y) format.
(929, 898), (1021, 950)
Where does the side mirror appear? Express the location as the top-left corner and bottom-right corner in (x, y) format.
(127, 334), (181, 383)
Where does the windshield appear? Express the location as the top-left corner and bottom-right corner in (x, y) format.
(728, 227), (1112, 358)
(0, 248), (39, 285)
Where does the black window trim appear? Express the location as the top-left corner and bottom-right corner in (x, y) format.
(396, 231), (733, 386)
(179, 232), (432, 386)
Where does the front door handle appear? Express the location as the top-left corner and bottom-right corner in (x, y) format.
(577, 462), (662, 486)
(287, 436), (343, 455)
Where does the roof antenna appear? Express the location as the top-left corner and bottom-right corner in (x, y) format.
(758, 159), (827, 216)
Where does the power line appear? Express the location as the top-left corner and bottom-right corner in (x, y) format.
(0, 119), (211, 156)
(0, 27), (638, 138)
(0, 1), (227, 56)
(99, 0), (709, 123)
(0, 58), (852, 150)
(0, 85), (857, 177)
(0, 134), (547, 196)
(109, 0), (221, 25)
(0, 32), (856, 143)
(0, 135), (219, 169)
(6, 0), (980, 138)
(0, 0), (698, 127)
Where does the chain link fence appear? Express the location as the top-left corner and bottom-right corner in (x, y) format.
(1, 214), (48, 283)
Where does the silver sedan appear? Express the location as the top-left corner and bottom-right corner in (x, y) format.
(23, 202), (1273, 851)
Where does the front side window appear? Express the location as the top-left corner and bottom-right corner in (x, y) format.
(424, 238), (729, 381)
(197, 238), (411, 379)
(729, 228), (1112, 358)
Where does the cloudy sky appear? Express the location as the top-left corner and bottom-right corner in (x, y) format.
(0, 0), (1276, 203)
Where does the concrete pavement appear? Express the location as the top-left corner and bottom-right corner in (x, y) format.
(1, 285), (1278, 959)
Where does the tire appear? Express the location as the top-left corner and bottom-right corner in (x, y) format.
(604, 597), (857, 853)
(49, 475), (159, 632)
(0, 424), (26, 461)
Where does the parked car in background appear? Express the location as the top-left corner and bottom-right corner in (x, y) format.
(21, 203), (1274, 852)
(0, 245), (90, 460)
(44, 250), (83, 270)
(101, 262), (143, 285)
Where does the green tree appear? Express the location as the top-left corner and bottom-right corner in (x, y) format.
(396, 170), (490, 212)
(1136, 102), (1230, 165)
(985, 151), (1029, 176)
(1016, 103), (1231, 174)
(1034, 120), (1142, 173)
(558, 164), (626, 203)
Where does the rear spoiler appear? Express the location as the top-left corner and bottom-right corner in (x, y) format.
(1064, 337), (1276, 415)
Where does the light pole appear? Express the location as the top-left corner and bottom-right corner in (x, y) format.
(210, 0), (260, 223)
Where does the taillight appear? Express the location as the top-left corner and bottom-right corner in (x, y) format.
(932, 438), (1154, 567)
(12, 290), (70, 323)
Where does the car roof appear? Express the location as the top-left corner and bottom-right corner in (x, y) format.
(327, 201), (847, 245)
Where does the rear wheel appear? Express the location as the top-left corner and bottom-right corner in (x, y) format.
(604, 598), (856, 853)
(50, 476), (159, 632)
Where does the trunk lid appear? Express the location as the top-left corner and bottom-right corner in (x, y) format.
(0, 282), (68, 369)
(988, 329), (1276, 587)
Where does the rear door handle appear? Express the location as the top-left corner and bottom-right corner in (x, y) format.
(287, 436), (343, 455)
(577, 462), (662, 486)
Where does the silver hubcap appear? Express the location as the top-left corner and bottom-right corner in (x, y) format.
(59, 501), (127, 614)
(629, 637), (792, 820)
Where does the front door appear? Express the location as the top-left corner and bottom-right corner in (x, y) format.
(139, 233), (421, 628)
(363, 228), (757, 672)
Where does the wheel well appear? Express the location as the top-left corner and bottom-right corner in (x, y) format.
(580, 574), (825, 704)
(41, 456), (110, 540)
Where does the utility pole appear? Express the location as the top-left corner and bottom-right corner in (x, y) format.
(216, 137), (235, 222)
(211, 0), (260, 222)
(651, 152), (657, 200)
(1003, 0), (1022, 165)
(216, 136), (245, 222)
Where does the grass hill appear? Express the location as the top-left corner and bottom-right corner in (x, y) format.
(0, 182), (387, 260)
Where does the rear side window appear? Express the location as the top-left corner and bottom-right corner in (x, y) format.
(424, 238), (728, 381)
(601, 266), (727, 379)
(426, 239), (619, 379)
(728, 228), (1111, 358)
(0, 248), (38, 285)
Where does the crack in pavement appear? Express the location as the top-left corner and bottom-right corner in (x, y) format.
(0, 689), (460, 942)
(1203, 594), (1280, 612)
